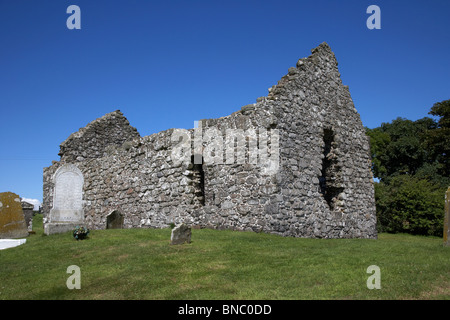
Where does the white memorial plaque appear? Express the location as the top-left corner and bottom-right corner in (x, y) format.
(48, 164), (84, 226)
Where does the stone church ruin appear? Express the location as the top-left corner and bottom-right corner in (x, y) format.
(43, 42), (377, 238)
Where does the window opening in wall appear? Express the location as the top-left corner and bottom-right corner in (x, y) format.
(319, 128), (344, 210)
(191, 155), (205, 206)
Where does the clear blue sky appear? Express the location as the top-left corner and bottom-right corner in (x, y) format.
(1, 0), (449, 204)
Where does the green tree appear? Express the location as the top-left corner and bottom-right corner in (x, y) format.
(367, 98), (450, 236)
(366, 117), (436, 182)
(426, 99), (450, 177)
(365, 127), (390, 180)
(374, 175), (444, 236)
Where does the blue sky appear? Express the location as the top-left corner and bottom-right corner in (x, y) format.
(0, 0), (449, 205)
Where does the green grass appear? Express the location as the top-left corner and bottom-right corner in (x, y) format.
(0, 214), (449, 300)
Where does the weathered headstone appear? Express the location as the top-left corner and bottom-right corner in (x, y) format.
(106, 210), (124, 229)
(444, 187), (450, 247)
(0, 192), (28, 239)
(170, 223), (191, 245)
(21, 201), (34, 232)
(44, 164), (85, 235)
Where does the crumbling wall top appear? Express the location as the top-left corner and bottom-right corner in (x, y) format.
(58, 110), (140, 162)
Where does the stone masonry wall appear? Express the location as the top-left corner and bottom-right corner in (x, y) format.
(43, 42), (377, 239)
(266, 43), (376, 238)
(58, 110), (140, 162)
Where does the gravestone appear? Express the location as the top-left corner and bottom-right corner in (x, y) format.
(170, 223), (191, 245)
(0, 192), (28, 239)
(444, 187), (450, 246)
(44, 164), (85, 235)
(106, 210), (124, 229)
(21, 201), (34, 231)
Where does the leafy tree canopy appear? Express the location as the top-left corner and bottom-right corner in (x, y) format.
(366, 116), (437, 183)
(426, 99), (450, 177)
(367, 99), (450, 236)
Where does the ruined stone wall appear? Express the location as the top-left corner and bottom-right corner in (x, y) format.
(264, 43), (376, 238)
(43, 42), (377, 239)
(44, 122), (279, 232)
(58, 110), (140, 162)
(194, 112), (280, 233)
(44, 129), (201, 229)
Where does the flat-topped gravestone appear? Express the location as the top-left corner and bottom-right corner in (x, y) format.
(44, 164), (85, 235)
(170, 223), (191, 245)
(21, 201), (34, 231)
(0, 192), (28, 239)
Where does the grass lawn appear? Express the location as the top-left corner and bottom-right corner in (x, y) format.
(0, 214), (449, 300)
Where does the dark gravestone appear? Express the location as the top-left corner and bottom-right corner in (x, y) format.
(106, 210), (124, 229)
(170, 223), (191, 245)
(21, 201), (34, 231)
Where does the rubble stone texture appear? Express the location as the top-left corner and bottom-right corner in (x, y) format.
(43, 42), (377, 239)
(58, 110), (140, 162)
(0, 192), (28, 239)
